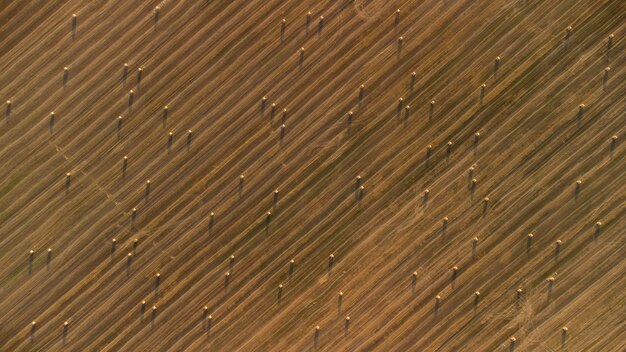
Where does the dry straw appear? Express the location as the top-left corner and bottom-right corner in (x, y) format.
(494, 56), (501, 77)
(509, 337), (516, 351)
(280, 19), (286, 39)
(128, 90), (134, 111)
(133, 238), (139, 254)
(273, 189), (279, 205)
(479, 83), (486, 105)
(474, 291), (481, 307)
(546, 276), (555, 301)
(610, 135), (617, 151)
(202, 306), (209, 320)
(314, 325), (321, 347)
(207, 315), (213, 332)
(63, 66), (69, 85)
(429, 100), (435, 120)
(357, 186), (365, 201)
(71, 14), (77, 37)
(122, 156), (128, 176)
(288, 259), (295, 277)
(209, 212), (215, 230)
(564, 26), (573, 40)
(49, 112), (55, 132)
(145, 180), (151, 197)
(268, 109), (281, 129)
(578, 104), (585, 119)
(28, 250), (34, 273)
(163, 106), (169, 124)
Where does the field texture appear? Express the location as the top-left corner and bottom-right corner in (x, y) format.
(0, 0), (624, 351)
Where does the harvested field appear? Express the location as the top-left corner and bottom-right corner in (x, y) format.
(0, 0), (624, 351)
